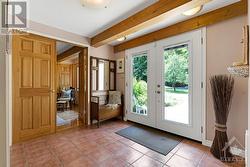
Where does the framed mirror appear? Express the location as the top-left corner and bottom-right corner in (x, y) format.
(90, 57), (116, 93)
(98, 60), (109, 90)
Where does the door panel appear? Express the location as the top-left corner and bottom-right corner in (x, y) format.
(41, 96), (50, 126)
(41, 60), (50, 87)
(57, 64), (72, 88)
(21, 97), (33, 130)
(39, 42), (51, 55)
(13, 34), (56, 143)
(21, 39), (34, 52)
(125, 43), (156, 127)
(21, 56), (33, 88)
(156, 30), (202, 141)
(33, 96), (41, 129)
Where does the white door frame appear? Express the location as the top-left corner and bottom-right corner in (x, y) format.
(125, 28), (207, 144)
(201, 28), (207, 146)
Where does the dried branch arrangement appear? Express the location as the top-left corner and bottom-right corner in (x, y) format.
(210, 75), (235, 162)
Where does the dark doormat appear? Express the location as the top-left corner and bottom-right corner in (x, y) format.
(116, 124), (182, 155)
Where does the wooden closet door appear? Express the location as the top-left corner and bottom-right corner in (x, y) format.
(13, 34), (56, 143)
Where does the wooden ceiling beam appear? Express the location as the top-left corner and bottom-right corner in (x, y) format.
(91, 0), (193, 47)
(57, 46), (83, 62)
(114, 0), (248, 53)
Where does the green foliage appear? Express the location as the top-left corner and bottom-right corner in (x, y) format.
(133, 55), (147, 82)
(133, 79), (147, 107)
(132, 54), (148, 108)
(164, 46), (189, 90)
(131, 46), (188, 109)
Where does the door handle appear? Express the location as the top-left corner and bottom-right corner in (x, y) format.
(50, 89), (55, 93)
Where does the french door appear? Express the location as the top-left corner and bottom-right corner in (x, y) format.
(125, 43), (156, 127)
(126, 29), (204, 141)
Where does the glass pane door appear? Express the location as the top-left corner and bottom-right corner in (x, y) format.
(156, 29), (203, 141)
(164, 44), (190, 125)
(126, 43), (156, 127)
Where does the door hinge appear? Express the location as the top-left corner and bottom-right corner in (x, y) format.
(201, 126), (204, 134)
(125, 82), (128, 87)
(201, 82), (204, 88)
(126, 110), (128, 114)
(201, 37), (204, 45)
(5, 50), (9, 56)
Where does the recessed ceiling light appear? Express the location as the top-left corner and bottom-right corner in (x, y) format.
(182, 5), (203, 16)
(117, 36), (126, 42)
(81, 0), (112, 9)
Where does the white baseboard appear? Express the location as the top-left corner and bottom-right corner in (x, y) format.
(202, 140), (212, 147)
(202, 140), (245, 158)
(230, 147), (245, 158)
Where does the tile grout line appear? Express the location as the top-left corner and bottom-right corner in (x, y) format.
(129, 154), (144, 165)
(118, 133), (177, 166)
(13, 121), (235, 167)
(196, 151), (207, 167)
(22, 143), (30, 167)
(174, 141), (207, 166)
(172, 153), (201, 166)
(46, 138), (65, 167)
(163, 153), (175, 165)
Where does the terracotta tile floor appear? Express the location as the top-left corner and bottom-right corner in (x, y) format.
(11, 120), (245, 167)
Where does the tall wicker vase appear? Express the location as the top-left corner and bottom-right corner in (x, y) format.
(210, 75), (234, 162)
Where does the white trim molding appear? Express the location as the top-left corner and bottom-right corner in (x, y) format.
(202, 139), (213, 147)
(203, 140), (245, 158)
(201, 27), (207, 146)
(28, 20), (90, 47)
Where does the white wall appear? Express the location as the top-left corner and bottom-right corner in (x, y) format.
(248, 0), (250, 166)
(0, 0), (8, 166)
(90, 45), (115, 60)
(206, 15), (248, 146)
(0, 24), (8, 167)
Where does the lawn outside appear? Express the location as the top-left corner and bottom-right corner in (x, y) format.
(165, 86), (189, 124)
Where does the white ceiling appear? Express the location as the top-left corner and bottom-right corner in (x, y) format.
(30, 0), (157, 37)
(56, 41), (79, 64)
(30, 0), (240, 46)
(56, 41), (74, 54)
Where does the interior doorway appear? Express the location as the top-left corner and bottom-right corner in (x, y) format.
(55, 41), (89, 132)
(125, 29), (204, 141)
(56, 41), (80, 131)
(12, 33), (89, 143)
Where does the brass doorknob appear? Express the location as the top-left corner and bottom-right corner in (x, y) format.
(50, 89), (55, 93)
